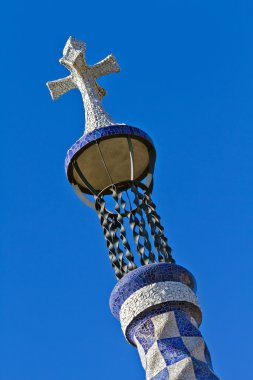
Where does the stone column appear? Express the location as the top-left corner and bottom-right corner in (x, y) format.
(110, 263), (219, 380)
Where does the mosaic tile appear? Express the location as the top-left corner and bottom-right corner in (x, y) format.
(174, 311), (201, 337)
(181, 337), (206, 362)
(152, 312), (180, 339)
(136, 310), (219, 380)
(146, 342), (167, 379)
(110, 263), (219, 379)
(125, 301), (201, 345)
(47, 37), (119, 135)
(204, 345), (213, 370)
(167, 357), (196, 380)
(119, 281), (199, 335)
(191, 358), (218, 380)
(110, 263), (197, 319)
(157, 337), (190, 366)
(135, 319), (155, 354)
(135, 339), (147, 369)
(152, 368), (169, 380)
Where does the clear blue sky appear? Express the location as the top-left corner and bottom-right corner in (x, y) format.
(1, 1), (253, 379)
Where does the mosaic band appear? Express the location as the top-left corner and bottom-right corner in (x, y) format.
(110, 264), (219, 379)
(119, 281), (199, 335)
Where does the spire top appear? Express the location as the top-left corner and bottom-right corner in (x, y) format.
(47, 37), (120, 134)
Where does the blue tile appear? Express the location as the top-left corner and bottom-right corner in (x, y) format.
(151, 368), (169, 380)
(110, 263), (197, 319)
(125, 303), (198, 345)
(157, 337), (190, 366)
(204, 345), (213, 370)
(192, 358), (219, 380)
(135, 319), (155, 354)
(174, 311), (202, 337)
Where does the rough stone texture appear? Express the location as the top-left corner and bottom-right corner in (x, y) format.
(47, 36), (120, 134)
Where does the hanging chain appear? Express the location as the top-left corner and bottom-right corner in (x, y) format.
(143, 191), (175, 264)
(111, 185), (137, 272)
(96, 196), (125, 279)
(95, 182), (175, 279)
(131, 183), (156, 265)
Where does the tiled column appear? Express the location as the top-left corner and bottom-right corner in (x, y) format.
(110, 263), (219, 380)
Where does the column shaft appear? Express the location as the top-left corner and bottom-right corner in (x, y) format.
(110, 263), (219, 380)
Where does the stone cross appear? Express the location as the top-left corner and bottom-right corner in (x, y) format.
(47, 37), (120, 134)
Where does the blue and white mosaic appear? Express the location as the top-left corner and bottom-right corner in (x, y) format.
(110, 263), (219, 379)
(119, 281), (199, 335)
(110, 263), (197, 319)
(134, 310), (218, 380)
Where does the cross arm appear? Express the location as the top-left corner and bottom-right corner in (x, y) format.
(94, 81), (107, 99)
(92, 54), (120, 79)
(47, 75), (76, 100)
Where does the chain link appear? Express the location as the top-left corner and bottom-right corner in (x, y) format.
(95, 182), (175, 279)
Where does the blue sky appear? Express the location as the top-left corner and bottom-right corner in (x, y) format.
(1, 0), (253, 379)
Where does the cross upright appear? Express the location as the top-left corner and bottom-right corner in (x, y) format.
(47, 37), (120, 134)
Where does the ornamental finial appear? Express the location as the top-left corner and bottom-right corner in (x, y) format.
(47, 36), (120, 134)
(46, 38), (219, 380)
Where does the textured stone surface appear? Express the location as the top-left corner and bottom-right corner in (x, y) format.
(47, 36), (120, 134)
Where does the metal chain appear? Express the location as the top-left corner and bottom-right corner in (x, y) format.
(131, 183), (156, 265)
(96, 196), (125, 279)
(111, 185), (137, 272)
(143, 191), (175, 263)
(114, 187), (137, 271)
(95, 182), (174, 280)
(142, 199), (165, 262)
(110, 218), (128, 275)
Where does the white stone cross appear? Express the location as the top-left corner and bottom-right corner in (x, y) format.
(47, 37), (120, 134)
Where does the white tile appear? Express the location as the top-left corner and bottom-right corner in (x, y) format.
(168, 357), (196, 380)
(135, 337), (147, 370)
(146, 342), (167, 379)
(182, 337), (206, 363)
(151, 311), (180, 339)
